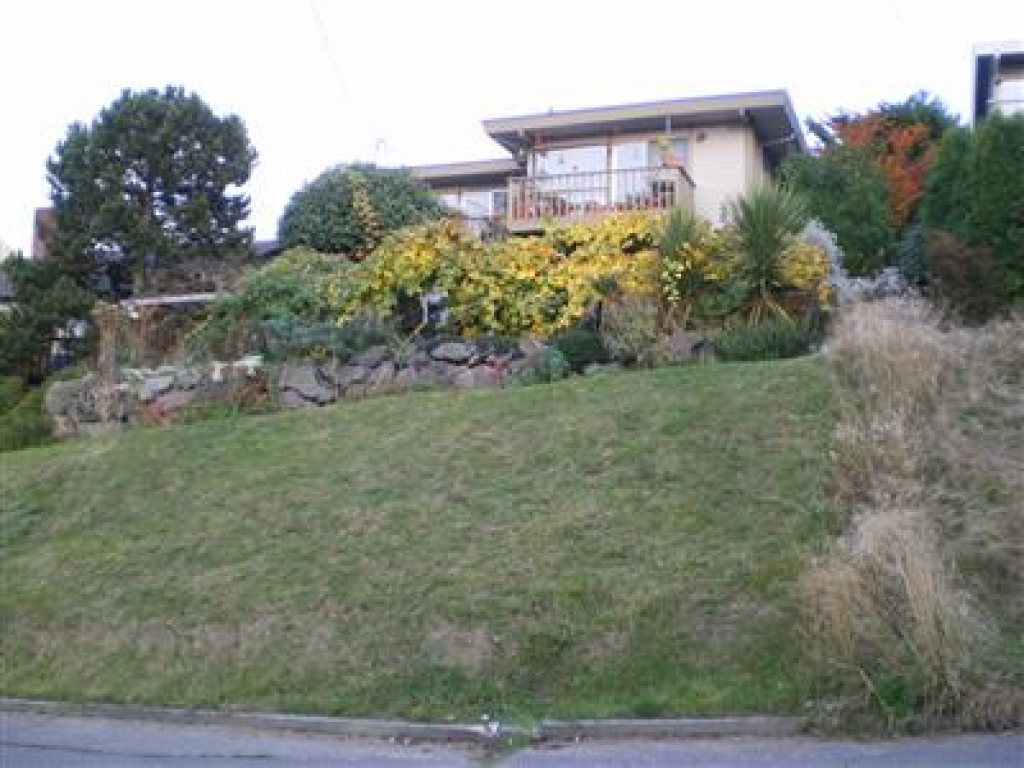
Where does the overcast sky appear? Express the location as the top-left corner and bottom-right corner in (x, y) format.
(1, 0), (1020, 253)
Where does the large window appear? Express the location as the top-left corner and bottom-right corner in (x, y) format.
(534, 144), (606, 177)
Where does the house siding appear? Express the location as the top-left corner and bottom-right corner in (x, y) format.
(689, 123), (764, 226)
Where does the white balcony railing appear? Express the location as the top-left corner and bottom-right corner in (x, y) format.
(506, 165), (694, 229)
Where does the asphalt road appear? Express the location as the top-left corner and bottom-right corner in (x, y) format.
(2, 712), (1022, 767)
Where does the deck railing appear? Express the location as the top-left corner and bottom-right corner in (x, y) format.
(506, 166), (694, 229)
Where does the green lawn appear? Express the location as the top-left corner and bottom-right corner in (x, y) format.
(0, 359), (833, 721)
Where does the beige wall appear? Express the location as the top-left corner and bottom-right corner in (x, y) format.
(689, 123), (767, 226)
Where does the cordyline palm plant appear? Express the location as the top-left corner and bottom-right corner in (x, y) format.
(726, 183), (810, 324)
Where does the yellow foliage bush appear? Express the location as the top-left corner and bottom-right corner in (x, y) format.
(317, 211), (832, 339)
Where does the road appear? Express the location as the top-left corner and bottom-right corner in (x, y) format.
(2, 712), (1022, 767)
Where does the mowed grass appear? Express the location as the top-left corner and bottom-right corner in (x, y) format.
(1, 359), (833, 721)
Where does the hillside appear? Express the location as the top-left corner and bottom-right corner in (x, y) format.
(0, 359), (833, 720)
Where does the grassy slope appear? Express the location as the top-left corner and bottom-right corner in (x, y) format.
(1, 359), (833, 721)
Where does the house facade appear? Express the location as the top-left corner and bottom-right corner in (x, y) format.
(973, 41), (1024, 122)
(411, 90), (806, 234)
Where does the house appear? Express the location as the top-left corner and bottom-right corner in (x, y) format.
(411, 90), (806, 234)
(973, 42), (1024, 122)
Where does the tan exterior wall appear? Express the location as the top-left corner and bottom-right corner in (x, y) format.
(689, 124), (766, 226)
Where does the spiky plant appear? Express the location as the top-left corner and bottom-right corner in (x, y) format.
(727, 184), (810, 324)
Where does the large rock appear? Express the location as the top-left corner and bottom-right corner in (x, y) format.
(138, 371), (177, 402)
(394, 366), (420, 392)
(149, 389), (196, 414)
(278, 364), (335, 404)
(336, 363), (372, 393)
(366, 361), (397, 393)
(453, 366), (502, 389)
(352, 345), (390, 368)
(430, 341), (475, 364)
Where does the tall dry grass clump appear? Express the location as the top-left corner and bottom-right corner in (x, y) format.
(803, 298), (1023, 729)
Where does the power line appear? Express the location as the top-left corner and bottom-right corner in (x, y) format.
(308, 0), (346, 99)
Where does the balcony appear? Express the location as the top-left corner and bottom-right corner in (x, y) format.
(505, 165), (694, 232)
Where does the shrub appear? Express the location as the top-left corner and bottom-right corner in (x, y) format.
(0, 255), (96, 384)
(657, 208), (733, 328)
(277, 164), (448, 255)
(510, 347), (570, 386)
(925, 231), (1003, 324)
(712, 317), (815, 362)
(0, 376), (25, 415)
(549, 328), (609, 373)
(921, 127), (972, 239)
(782, 146), (896, 275)
(964, 113), (1024, 300)
(922, 114), (1024, 302)
(726, 184), (823, 323)
(600, 295), (660, 366)
(190, 248), (356, 358)
(335, 216), (660, 339)
(891, 222), (929, 286)
(0, 388), (51, 453)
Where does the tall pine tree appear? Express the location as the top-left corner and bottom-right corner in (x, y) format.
(47, 86), (257, 297)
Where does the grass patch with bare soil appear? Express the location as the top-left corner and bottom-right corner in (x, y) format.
(1, 360), (833, 720)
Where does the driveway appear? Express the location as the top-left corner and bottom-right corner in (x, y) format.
(2, 711), (1022, 767)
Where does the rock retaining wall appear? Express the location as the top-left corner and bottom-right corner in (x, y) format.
(44, 339), (555, 438)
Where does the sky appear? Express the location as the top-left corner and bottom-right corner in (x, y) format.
(1, 0), (1021, 254)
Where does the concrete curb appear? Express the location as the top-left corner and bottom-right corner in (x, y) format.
(536, 715), (804, 740)
(0, 697), (803, 744)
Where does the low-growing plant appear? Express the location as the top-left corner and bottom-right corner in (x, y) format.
(0, 376), (25, 415)
(510, 347), (570, 386)
(600, 295), (660, 366)
(925, 231), (1003, 325)
(549, 328), (610, 373)
(713, 316), (816, 362)
(0, 387), (51, 453)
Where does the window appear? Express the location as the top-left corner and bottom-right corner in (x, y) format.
(534, 144), (607, 177)
(491, 189), (508, 217)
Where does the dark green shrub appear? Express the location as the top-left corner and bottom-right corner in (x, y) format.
(189, 249), (356, 358)
(965, 113), (1024, 300)
(891, 223), (929, 286)
(713, 317), (816, 362)
(262, 313), (394, 362)
(511, 347), (570, 386)
(921, 127), (972, 239)
(925, 231), (1003, 324)
(782, 146), (896, 275)
(277, 164), (448, 255)
(0, 388), (51, 453)
(922, 114), (1024, 302)
(549, 328), (609, 373)
(0, 255), (96, 383)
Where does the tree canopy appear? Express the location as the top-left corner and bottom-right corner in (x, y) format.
(277, 164), (448, 255)
(47, 86), (257, 298)
(0, 255), (95, 383)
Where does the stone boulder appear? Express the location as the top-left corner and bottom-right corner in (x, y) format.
(277, 363), (336, 405)
(430, 341), (475, 364)
(366, 360), (397, 394)
(351, 345), (391, 368)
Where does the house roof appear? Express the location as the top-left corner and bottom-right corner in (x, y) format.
(409, 158), (521, 188)
(483, 89), (807, 160)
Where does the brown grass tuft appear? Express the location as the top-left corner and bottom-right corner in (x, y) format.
(804, 298), (1023, 728)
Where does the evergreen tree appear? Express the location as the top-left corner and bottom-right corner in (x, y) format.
(47, 86), (257, 297)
